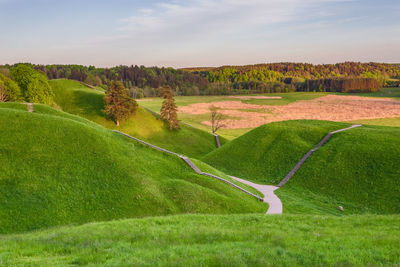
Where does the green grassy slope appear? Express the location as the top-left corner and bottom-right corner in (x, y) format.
(0, 104), (265, 233)
(0, 214), (398, 266)
(278, 125), (400, 214)
(49, 79), (224, 158)
(203, 120), (348, 184)
(204, 120), (400, 214)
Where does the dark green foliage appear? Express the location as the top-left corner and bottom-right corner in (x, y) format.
(0, 73), (22, 102)
(160, 86), (180, 130)
(0, 104), (264, 234)
(104, 81), (138, 126)
(5, 62), (395, 96)
(10, 64), (53, 104)
(298, 77), (381, 92)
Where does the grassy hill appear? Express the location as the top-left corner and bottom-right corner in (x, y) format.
(278, 124), (400, 214)
(203, 120), (348, 184)
(0, 214), (398, 266)
(0, 103), (265, 233)
(203, 120), (400, 214)
(49, 79), (225, 158)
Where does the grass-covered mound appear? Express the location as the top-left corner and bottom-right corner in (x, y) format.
(49, 79), (225, 158)
(0, 214), (398, 266)
(0, 104), (265, 233)
(278, 125), (400, 214)
(203, 120), (348, 184)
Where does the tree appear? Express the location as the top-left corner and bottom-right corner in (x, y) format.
(0, 73), (22, 102)
(104, 81), (138, 126)
(209, 105), (224, 134)
(160, 86), (179, 130)
(10, 64), (53, 104)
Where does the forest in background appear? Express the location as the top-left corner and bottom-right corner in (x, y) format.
(1, 62), (399, 97)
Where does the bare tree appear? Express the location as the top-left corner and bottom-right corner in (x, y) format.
(210, 106), (225, 134)
(0, 82), (6, 102)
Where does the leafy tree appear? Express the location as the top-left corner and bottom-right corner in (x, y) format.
(10, 64), (53, 104)
(160, 86), (179, 130)
(104, 81), (138, 126)
(0, 73), (22, 102)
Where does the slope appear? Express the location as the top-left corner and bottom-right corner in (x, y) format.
(203, 120), (400, 214)
(277, 125), (400, 214)
(0, 214), (398, 266)
(203, 120), (348, 184)
(0, 103), (264, 234)
(49, 79), (225, 158)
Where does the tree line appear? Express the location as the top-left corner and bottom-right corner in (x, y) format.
(1, 62), (399, 97)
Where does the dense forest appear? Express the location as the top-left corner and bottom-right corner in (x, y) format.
(1, 62), (399, 97)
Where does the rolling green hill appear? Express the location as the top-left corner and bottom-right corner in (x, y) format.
(49, 79), (225, 158)
(278, 124), (400, 214)
(203, 120), (400, 214)
(0, 214), (398, 266)
(0, 103), (264, 234)
(203, 120), (348, 184)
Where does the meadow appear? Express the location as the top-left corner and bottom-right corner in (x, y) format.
(0, 214), (398, 266)
(0, 80), (399, 266)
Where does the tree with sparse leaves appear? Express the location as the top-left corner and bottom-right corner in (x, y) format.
(209, 105), (225, 134)
(160, 86), (179, 130)
(104, 81), (138, 126)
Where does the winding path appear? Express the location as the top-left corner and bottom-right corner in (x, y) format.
(114, 116), (362, 215)
(230, 176), (282, 214)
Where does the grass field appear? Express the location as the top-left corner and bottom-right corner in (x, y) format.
(140, 88), (400, 139)
(49, 79), (225, 158)
(0, 103), (264, 233)
(0, 214), (398, 266)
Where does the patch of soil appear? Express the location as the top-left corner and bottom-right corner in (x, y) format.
(179, 95), (400, 129)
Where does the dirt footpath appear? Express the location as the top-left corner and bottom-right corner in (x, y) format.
(179, 95), (400, 129)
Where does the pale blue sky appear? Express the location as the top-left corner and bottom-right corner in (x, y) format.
(0, 0), (399, 67)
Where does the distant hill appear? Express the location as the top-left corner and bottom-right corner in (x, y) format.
(0, 103), (264, 233)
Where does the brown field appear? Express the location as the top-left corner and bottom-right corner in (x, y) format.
(178, 95), (400, 129)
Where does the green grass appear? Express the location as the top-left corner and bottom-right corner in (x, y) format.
(350, 117), (400, 127)
(49, 79), (225, 158)
(203, 120), (348, 185)
(0, 214), (398, 266)
(190, 158), (264, 198)
(139, 93), (328, 140)
(204, 120), (400, 214)
(0, 105), (265, 234)
(279, 125), (400, 214)
(339, 87), (400, 98)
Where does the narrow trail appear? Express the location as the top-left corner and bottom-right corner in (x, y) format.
(114, 121), (362, 215)
(277, 124), (362, 187)
(26, 103), (34, 112)
(230, 176), (282, 214)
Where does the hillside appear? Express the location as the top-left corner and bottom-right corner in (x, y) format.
(0, 214), (398, 266)
(0, 103), (264, 233)
(203, 120), (348, 184)
(277, 125), (400, 214)
(49, 79), (225, 158)
(203, 120), (400, 214)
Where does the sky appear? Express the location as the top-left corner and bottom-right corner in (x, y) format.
(0, 0), (399, 68)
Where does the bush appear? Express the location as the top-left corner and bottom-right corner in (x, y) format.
(10, 64), (54, 104)
(0, 73), (22, 102)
